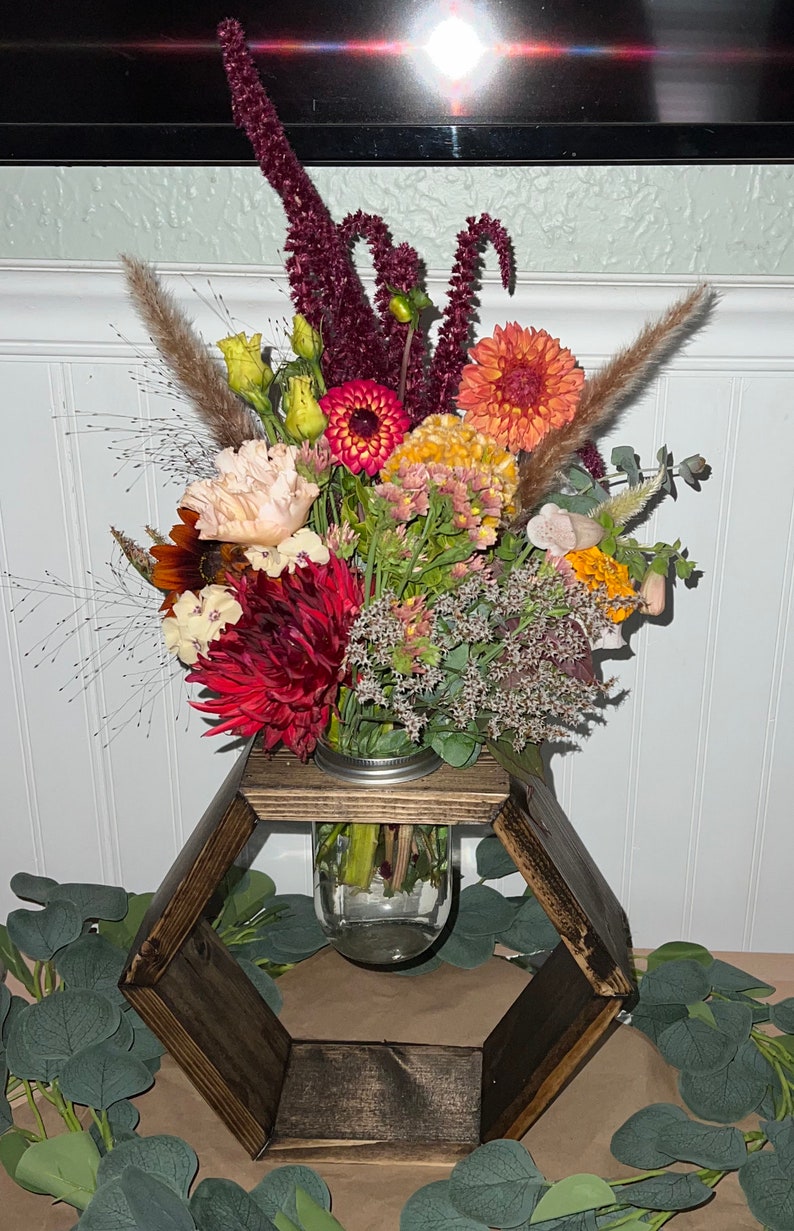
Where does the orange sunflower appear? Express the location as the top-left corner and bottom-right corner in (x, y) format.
(151, 507), (247, 612)
(456, 323), (584, 454)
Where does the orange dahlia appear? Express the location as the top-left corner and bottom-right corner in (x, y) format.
(566, 547), (637, 623)
(321, 379), (410, 476)
(151, 507), (247, 612)
(456, 323), (584, 453)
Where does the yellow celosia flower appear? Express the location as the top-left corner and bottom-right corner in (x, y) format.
(566, 547), (637, 622)
(381, 413), (518, 511)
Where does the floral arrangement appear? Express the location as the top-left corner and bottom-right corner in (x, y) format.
(113, 18), (710, 811)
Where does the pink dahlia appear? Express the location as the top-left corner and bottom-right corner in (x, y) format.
(321, 380), (409, 476)
(187, 554), (363, 760)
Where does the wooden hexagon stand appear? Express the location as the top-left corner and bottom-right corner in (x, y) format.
(120, 743), (635, 1163)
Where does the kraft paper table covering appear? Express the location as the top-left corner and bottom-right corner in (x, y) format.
(3, 951), (790, 1231)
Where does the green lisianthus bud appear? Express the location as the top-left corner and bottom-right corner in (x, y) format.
(283, 375), (328, 442)
(290, 314), (323, 362)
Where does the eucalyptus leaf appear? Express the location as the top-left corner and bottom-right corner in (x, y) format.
(771, 999), (794, 1034)
(108, 1011), (135, 1052)
(274, 1215), (302, 1231)
(628, 1002), (688, 1047)
(47, 882), (128, 922)
(645, 942), (713, 972)
(654, 1017), (737, 1075)
(5, 1006), (61, 1081)
(98, 892), (154, 952)
(739, 1151), (794, 1231)
(736, 1038), (776, 1084)
(126, 1012), (167, 1061)
(97, 1134), (198, 1198)
(639, 960), (710, 1007)
(487, 738), (544, 785)
(400, 1179), (488, 1231)
(497, 896), (560, 956)
(294, 1186), (348, 1231)
(236, 958), (283, 1015)
(456, 885), (517, 938)
(610, 446), (641, 486)
(763, 1118), (794, 1166)
(190, 1176), (275, 1231)
(6, 900), (83, 960)
(0, 923), (36, 993)
(0, 1127), (29, 1182)
(77, 1176), (138, 1230)
(0, 1086), (13, 1134)
(533, 1213), (598, 1230)
(267, 896), (317, 919)
(617, 1173), (712, 1212)
(610, 1103), (688, 1169)
(394, 953), (444, 977)
(0, 983), (10, 1032)
(655, 1120), (747, 1170)
(707, 959), (774, 998)
(121, 1166), (197, 1231)
(59, 1040), (154, 1108)
(2, 993), (27, 1047)
(21, 988), (120, 1059)
(530, 1175), (615, 1223)
(475, 835), (518, 881)
(14, 1130), (101, 1210)
(708, 999), (753, 1044)
(436, 928), (495, 970)
(429, 730), (480, 767)
(679, 1057), (767, 1122)
(250, 1165), (330, 1223)
(219, 870), (277, 930)
(9, 871), (59, 905)
(55, 932), (127, 1004)
(449, 1139), (544, 1227)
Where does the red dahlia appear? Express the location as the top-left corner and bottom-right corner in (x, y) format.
(186, 554), (363, 760)
(321, 379), (409, 476)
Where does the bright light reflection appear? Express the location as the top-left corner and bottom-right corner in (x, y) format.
(424, 16), (485, 81)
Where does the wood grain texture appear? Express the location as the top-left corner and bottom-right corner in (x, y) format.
(493, 782), (634, 996)
(124, 744), (258, 985)
(480, 941), (622, 1142)
(240, 746), (510, 825)
(123, 919), (290, 1158)
(271, 1040), (482, 1163)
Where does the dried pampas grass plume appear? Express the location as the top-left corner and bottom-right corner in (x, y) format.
(512, 283), (715, 526)
(121, 255), (262, 452)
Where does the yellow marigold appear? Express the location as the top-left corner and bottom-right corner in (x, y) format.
(381, 413), (517, 506)
(566, 546), (637, 623)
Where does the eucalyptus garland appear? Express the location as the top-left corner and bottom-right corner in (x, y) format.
(2, 850), (794, 1230)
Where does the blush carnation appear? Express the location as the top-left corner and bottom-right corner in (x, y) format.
(321, 379), (409, 476)
(186, 555), (363, 759)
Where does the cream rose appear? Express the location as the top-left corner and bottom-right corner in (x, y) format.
(182, 441), (319, 547)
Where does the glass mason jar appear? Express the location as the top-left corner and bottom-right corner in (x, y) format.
(312, 740), (453, 966)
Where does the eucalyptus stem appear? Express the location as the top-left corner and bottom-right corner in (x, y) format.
(32, 960), (44, 1001)
(90, 1107), (114, 1152)
(21, 1080), (47, 1140)
(50, 1080), (83, 1132)
(43, 961), (55, 996)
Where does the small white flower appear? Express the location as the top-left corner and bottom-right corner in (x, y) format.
(244, 527), (329, 576)
(162, 585), (243, 666)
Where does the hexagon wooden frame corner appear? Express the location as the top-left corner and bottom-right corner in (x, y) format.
(120, 742), (636, 1163)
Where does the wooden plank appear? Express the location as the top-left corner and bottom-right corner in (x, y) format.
(493, 785), (634, 996)
(240, 746), (510, 825)
(271, 1040), (482, 1162)
(480, 942), (623, 1142)
(123, 919), (290, 1159)
(124, 744), (258, 985)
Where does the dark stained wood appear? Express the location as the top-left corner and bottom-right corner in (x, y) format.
(480, 941), (622, 1142)
(270, 1040), (482, 1163)
(493, 783), (634, 997)
(123, 919), (290, 1158)
(240, 745), (510, 825)
(124, 742), (259, 985)
(120, 738), (634, 1161)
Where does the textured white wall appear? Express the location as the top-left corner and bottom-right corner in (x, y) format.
(1, 164), (794, 275)
(1, 261), (793, 953)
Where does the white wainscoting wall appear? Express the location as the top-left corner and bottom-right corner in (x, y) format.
(1, 261), (793, 952)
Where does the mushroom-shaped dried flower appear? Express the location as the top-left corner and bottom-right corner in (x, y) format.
(526, 503), (605, 557)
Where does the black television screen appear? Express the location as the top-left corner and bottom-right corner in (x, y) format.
(2, 1), (794, 164)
